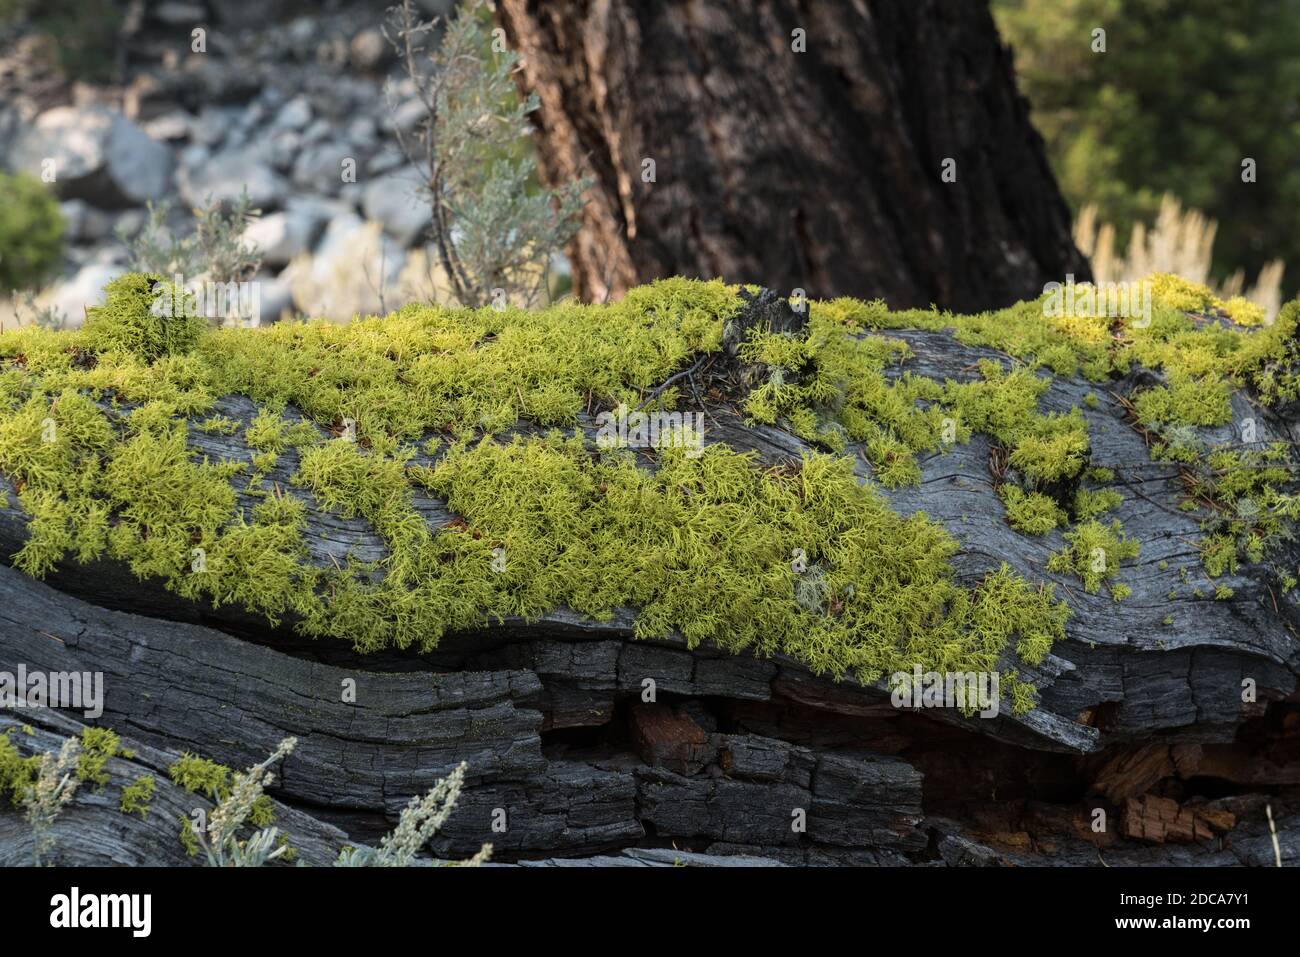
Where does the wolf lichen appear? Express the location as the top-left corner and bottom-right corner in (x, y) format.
(1072, 487), (1124, 522)
(5, 272), (1298, 705)
(119, 775), (155, 818)
(168, 752), (273, 827)
(0, 730), (40, 807)
(1047, 519), (1141, 596)
(76, 727), (122, 791)
(81, 273), (207, 363)
(998, 484), (1066, 535)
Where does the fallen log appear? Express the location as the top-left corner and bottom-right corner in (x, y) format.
(0, 275), (1298, 865)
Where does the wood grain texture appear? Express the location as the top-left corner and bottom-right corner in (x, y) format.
(497, 0), (1090, 308)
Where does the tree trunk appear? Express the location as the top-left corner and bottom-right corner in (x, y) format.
(497, 0), (1090, 309)
(1, 291), (1297, 866)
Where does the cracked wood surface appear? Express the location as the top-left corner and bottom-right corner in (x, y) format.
(1, 312), (1298, 864)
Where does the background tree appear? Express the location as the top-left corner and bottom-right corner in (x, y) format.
(497, 0), (1090, 310)
(993, 0), (1300, 297)
(386, 0), (586, 308)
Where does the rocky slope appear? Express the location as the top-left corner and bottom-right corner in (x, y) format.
(0, 0), (455, 327)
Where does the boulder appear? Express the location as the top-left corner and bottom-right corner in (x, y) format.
(40, 262), (126, 330)
(285, 213), (406, 321)
(179, 146), (289, 209)
(290, 142), (356, 196)
(8, 107), (172, 209)
(150, 2), (206, 26)
(250, 270), (295, 324)
(57, 200), (113, 244)
(361, 165), (430, 247)
(272, 95), (313, 132)
(242, 200), (328, 267)
(349, 29), (391, 72)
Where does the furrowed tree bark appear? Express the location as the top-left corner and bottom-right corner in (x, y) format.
(1, 291), (1297, 866)
(496, 0), (1090, 309)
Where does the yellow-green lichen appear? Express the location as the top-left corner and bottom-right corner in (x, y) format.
(81, 273), (208, 363)
(5, 272), (1299, 704)
(1046, 519), (1141, 596)
(76, 727), (122, 791)
(168, 752), (274, 827)
(119, 774), (154, 818)
(998, 484), (1066, 535)
(0, 729), (40, 806)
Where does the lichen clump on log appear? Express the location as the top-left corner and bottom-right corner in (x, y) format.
(0, 273), (1296, 703)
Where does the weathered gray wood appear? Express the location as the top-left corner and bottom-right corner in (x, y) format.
(0, 708), (350, 867)
(1, 293), (1298, 865)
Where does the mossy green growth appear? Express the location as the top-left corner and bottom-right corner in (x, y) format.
(998, 484), (1066, 535)
(81, 273), (208, 363)
(1001, 670), (1038, 716)
(167, 753), (230, 800)
(0, 729), (40, 806)
(13, 272), (1300, 702)
(119, 774), (155, 818)
(168, 752), (273, 827)
(1180, 444), (1300, 577)
(0, 171), (65, 293)
(179, 818), (199, 857)
(1047, 519), (1141, 596)
(1072, 487), (1124, 522)
(314, 431), (1070, 682)
(76, 726), (121, 790)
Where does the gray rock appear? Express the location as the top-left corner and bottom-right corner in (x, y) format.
(350, 29), (390, 72)
(9, 106), (172, 209)
(367, 144), (407, 176)
(273, 94), (313, 132)
(42, 262), (126, 330)
(263, 129), (302, 173)
(151, 2), (206, 26)
(387, 98), (427, 134)
(177, 142), (212, 172)
(300, 118), (332, 144)
(291, 142), (355, 195)
(346, 116), (379, 147)
(179, 146), (289, 209)
(113, 209), (147, 239)
(250, 271), (294, 323)
(191, 105), (241, 147)
(211, 0), (289, 24)
(361, 165), (430, 247)
(286, 15), (316, 48)
(287, 212), (407, 321)
(243, 204), (326, 267)
(58, 199), (113, 244)
(141, 110), (194, 142)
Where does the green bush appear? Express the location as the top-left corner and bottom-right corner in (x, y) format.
(994, 0), (1300, 296)
(0, 172), (64, 293)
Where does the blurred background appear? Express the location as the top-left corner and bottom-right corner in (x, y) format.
(0, 0), (1294, 327)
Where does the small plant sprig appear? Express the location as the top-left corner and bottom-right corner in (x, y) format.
(335, 761), (491, 866)
(24, 736), (81, 867)
(192, 736), (296, 867)
(120, 192), (262, 320)
(384, 0), (587, 308)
